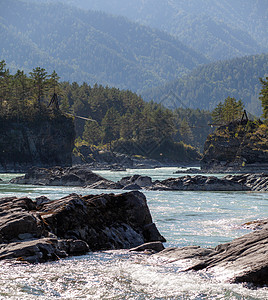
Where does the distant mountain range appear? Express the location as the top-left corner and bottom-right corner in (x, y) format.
(1, 0), (267, 114)
(0, 0), (208, 93)
(142, 53), (268, 116)
(31, 0), (268, 61)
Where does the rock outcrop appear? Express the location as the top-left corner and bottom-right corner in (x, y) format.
(11, 167), (268, 192)
(10, 165), (111, 186)
(148, 173), (268, 192)
(0, 115), (75, 172)
(157, 222), (268, 286)
(0, 191), (165, 263)
(201, 121), (268, 173)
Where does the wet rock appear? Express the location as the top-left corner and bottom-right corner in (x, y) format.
(148, 173), (268, 192)
(129, 241), (165, 253)
(86, 180), (123, 189)
(40, 191), (165, 250)
(157, 226), (268, 286)
(35, 196), (50, 207)
(119, 175), (152, 187)
(122, 183), (141, 190)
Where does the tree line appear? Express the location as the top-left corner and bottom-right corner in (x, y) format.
(1, 60), (266, 161)
(0, 60), (61, 120)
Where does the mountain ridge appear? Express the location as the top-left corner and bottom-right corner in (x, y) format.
(33, 0), (267, 61)
(0, 0), (208, 93)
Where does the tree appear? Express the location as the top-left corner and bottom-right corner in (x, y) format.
(29, 67), (48, 104)
(101, 107), (121, 149)
(83, 119), (102, 145)
(259, 77), (268, 121)
(211, 97), (244, 124)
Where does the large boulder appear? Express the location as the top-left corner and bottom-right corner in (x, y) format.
(40, 191), (165, 250)
(0, 191), (165, 262)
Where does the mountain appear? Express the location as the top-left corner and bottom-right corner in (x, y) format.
(34, 0), (268, 61)
(0, 0), (208, 93)
(142, 53), (268, 116)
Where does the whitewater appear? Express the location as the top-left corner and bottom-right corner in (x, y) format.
(0, 168), (267, 299)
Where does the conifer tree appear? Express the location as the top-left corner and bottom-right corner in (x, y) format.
(260, 77), (268, 121)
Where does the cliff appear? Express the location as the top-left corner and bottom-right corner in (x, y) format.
(0, 114), (75, 172)
(201, 120), (268, 172)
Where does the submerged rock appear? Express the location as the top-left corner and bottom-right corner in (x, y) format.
(0, 191), (165, 263)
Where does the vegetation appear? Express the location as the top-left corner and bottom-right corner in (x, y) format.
(0, 60), (63, 121)
(0, 0), (207, 94)
(36, 0), (267, 60)
(0, 61), (213, 161)
(260, 77), (268, 121)
(143, 53), (268, 116)
(211, 97), (244, 125)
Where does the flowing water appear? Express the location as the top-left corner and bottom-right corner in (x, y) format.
(0, 168), (268, 299)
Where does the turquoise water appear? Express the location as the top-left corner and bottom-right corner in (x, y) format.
(0, 168), (268, 299)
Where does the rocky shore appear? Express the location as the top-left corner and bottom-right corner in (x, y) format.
(0, 191), (165, 263)
(10, 166), (268, 192)
(157, 219), (268, 286)
(1, 190), (268, 286)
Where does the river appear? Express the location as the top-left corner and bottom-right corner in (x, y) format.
(0, 168), (267, 299)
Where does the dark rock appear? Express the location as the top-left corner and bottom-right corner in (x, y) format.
(0, 116), (75, 172)
(0, 238), (60, 263)
(40, 191), (166, 250)
(119, 175), (152, 187)
(35, 196), (50, 207)
(57, 239), (90, 256)
(10, 165), (110, 186)
(0, 191), (165, 262)
(86, 180), (123, 189)
(123, 183), (141, 190)
(147, 173), (268, 192)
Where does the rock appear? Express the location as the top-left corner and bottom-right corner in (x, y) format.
(40, 191), (165, 250)
(129, 241), (165, 253)
(35, 196), (50, 207)
(86, 180), (123, 189)
(0, 238), (89, 263)
(10, 165), (110, 186)
(147, 173), (268, 192)
(201, 121), (268, 173)
(0, 191), (165, 262)
(0, 115), (75, 172)
(123, 183), (141, 190)
(119, 175), (152, 187)
(157, 226), (268, 286)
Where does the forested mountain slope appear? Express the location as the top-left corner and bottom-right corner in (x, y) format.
(39, 0), (268, 60)
(0, 0), (208, 93)
(142, 53), (268, 116)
